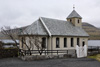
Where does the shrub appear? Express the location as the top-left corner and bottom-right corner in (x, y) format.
(0, 41), (3, 49)
(0, 48), (18, 58)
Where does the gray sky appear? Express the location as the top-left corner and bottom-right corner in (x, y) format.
(0, 0), (100, 28)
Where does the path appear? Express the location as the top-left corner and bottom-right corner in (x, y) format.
(0, 58), (100, 67)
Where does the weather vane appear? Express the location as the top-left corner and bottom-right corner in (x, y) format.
(73, 4), (75, 10)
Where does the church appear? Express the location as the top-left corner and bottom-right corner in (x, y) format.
(19, 9), (89, 55)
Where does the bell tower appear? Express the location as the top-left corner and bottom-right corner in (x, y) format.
(67, 7), (82, 28)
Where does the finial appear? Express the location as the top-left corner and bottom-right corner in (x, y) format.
(73, 4), (75, 10)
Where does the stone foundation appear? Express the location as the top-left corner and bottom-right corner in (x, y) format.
(20, 54), (75, 61)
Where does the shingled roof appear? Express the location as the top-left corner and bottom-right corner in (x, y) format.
(22, 19), (48, 35)
(67, 10), (82, 19)
(22, 17), (89, 37)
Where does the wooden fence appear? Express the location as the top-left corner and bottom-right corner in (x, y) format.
(19, 46), (100, 56)
(19, 49), (76, 56)
(88, 46), (100, 55)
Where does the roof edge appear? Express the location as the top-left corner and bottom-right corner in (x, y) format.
(39, 17), (51, 36)
(67, 17), (82, 19)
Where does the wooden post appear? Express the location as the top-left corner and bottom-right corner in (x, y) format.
(98, 46), (99, 53)
(67, 50), (68, 54)
(74, 50), (76, 57)
(91, 46), (92, 53)
(45, 50), (46, 55)
(57, 50), (58, 55)
(24, 50), (26, 55)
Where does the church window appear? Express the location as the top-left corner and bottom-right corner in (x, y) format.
(71, 38), (74, 47)
(70, 19), (72, 22)
(64, 38), (67, 47)
(42, 37), (46, 48)
(21, 37), (24, 48)
(82, 41), (85, 46)
(56, 38), (59, 48)
(77, 38), (79, 46)
(78, 19), (80, 23)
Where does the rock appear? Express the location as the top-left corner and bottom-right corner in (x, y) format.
(63, 54), (72, 58)
(34, 55), (47, 60)
(58, 54), (64, 58)
(21, 55), (34, 61)
(20, 54), (73, 61)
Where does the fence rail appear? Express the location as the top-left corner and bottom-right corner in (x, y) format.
(88, 46), (100, 55)
(19, 49), (76, 56)
(19, 46), (100, 56)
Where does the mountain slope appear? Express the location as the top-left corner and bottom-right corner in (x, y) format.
(82, 22), (100, 40)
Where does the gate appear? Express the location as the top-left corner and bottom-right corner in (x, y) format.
(76, 45), (87, 58)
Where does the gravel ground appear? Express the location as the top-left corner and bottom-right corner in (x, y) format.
(0, 58), (100, 67)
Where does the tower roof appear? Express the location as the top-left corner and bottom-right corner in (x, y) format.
(67, 10), (82, 19)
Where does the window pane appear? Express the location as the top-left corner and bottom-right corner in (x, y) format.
(78, 19), (80, 23)
(42, 37), (46, 48)
(56, 38), (59, 48)
(71, 38), (73, 47)
(64, 38), (67, 47)
(82, 41), (85, 46)
(21, 37), (24, 48)
(77, 38), (79, 46)
(70, 19), (72, 22)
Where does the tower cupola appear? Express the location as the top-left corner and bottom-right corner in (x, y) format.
(67, 9), (82, 28)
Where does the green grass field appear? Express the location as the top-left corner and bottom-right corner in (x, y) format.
(88, 54), (100, 61)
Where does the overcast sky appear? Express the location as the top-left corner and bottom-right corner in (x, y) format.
(0, 0), (100, 28)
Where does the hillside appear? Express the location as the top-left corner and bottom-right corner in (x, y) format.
(82, 22), (100, 40)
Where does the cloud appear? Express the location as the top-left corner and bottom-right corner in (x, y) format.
(0, 0), (100, 28)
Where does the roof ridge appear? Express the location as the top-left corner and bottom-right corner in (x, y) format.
(40, 17), (66, 22)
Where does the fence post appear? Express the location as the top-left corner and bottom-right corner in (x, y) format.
(91, 46), (92, 52)
(57, 50), (58, 55)
(98, 46), (99, 53)
(50, 50), (52, 55)
(67, 50), (68, 54)
(45, 50), (46, 55)
(24, 50), (26, 55)
(75, 50), (77, 57)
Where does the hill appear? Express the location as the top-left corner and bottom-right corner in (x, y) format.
(82, 22), (100, 40)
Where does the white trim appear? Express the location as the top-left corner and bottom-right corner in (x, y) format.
(36, 20), (39, 34)
(46, 37), (47, 49)
(39, 17), (51, 36)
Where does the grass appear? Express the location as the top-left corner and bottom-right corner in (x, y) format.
(88, 54), (100, 61)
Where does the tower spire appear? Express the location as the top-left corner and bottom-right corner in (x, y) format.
(73, 4), (75, 10)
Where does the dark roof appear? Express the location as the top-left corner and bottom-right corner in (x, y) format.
(67, 10), (82, 19)
(22, 17), (89, 37)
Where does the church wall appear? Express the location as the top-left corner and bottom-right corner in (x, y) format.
(19, 36), (48, 50)
(19, 36), (88, 55)
(51, 36), (88, 50)
(19, 36), (88, 50)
